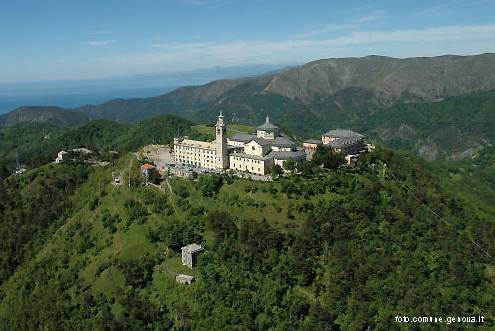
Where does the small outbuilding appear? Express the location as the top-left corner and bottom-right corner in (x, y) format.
(176, 274), (195, 285)
(141, 163), (156, 175)
(181, 243), (204, 269)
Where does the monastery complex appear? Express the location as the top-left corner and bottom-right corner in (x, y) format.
(173, 113), (367, 176)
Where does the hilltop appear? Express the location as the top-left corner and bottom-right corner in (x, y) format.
(0, 146), (493, 329)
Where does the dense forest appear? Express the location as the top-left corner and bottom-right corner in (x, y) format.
(0, 115), (207, 169)
(0, 145), (493, 329)
(191, 90), (495, 161)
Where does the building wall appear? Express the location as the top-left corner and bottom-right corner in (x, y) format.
(303, 142), (320, 150)
(335, 140), (366, 155)
(257, 130), (276, 139)
(273, 158), (285, 168)
(169, 167), (193, 179)
(271, 145), (292, 152)
(229, 154), (272, 175)
(181, 251), (193, 268)
(321, 135), (366, 156)
(304, 149), (316, 161)
(322, 136), (338, 144)
(226, 139), (246, 147)
(244, 141), (270, 156)
(174, 138), (217, 169)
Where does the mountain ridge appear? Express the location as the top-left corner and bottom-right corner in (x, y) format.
(73, 53), (495, 123)
(0, 106), (88, 127)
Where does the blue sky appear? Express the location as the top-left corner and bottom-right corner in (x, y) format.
(2, 0), (495, 82)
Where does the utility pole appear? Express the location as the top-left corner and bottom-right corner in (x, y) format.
(15, 149), (21, 173)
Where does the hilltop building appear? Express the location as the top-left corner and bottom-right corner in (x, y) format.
(54, 148), (93, 164)
(302, 139), (322, 161)
(181, 243), (204, 269)
(321, 129), (366, 155)
(173, 114), (306, 175)
(303, 129), (368, 165)
(174, 112), (238, 170)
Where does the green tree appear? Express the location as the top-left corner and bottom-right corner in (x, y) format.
(206, 210), (238, 239)
(270, 164), (284, 177)
(197, 174), (224, 197)
(283, 159), (296, 173)
(312, 146), (345, 170)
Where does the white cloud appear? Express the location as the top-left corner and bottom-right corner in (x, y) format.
(414, 0), (495, 17)
(101, 23), (495, 72)
(413, 4), (451, 17)
(295, 10), (386, 38)
(352, 10), (386, 23)
(84, 40), (114, 46)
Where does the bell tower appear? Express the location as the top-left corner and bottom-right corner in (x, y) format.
(215, 111), (229, 169)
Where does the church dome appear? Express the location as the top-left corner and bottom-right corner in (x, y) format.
(256, 116), (279, 131)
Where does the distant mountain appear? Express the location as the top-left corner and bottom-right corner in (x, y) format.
(0, 64), (288, 114)
(0, 106), (88, 127)
(261, 54), (495, 104)
(77, 53), (495, 123)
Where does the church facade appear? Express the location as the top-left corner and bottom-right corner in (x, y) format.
(173, 113), (306, 175)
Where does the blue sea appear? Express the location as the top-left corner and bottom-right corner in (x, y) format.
(0, 64), (289, 114)
(0, 87), (174, 114)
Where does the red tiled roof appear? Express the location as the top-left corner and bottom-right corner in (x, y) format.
(141, 163), (156, 170)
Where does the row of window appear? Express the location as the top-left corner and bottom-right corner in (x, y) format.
(231, 156), (263, 164)
(176, 145), (215, 154)
(232, 163), (262, 174)
(179, 157), (214, 164)
(178, 158), (216, 168)
(179, 152), (215, 158)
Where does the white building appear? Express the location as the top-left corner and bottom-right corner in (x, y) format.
(54, 148), (93, 164)
(55, 150), (68, 164)
(181, 243), (204, 269)
(174, 112), (233, 170)
(173, 114), (306, 175)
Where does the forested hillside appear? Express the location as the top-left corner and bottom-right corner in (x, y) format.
(0, 115), (202, 169)
(354, 90), (495, 160)
(0, 148), (493, 329)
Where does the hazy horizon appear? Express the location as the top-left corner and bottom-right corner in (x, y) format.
(0, 63), (289, 113)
